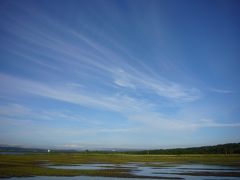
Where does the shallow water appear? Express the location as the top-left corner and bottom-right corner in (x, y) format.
(49, 163), (116, 170)
(6, 163), (240, 180)
(47, 163), (240, 180)
(49, 163), (138, 170)
(132, 163), (240, 179)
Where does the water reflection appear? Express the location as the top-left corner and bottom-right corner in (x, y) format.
(47, 163), (240, 180)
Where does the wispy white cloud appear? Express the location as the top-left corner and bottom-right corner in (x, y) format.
(0, 103), (87, 123)
(0, 104), (31, 116)
(0, 73), (152, 113)
(112, 68), (201, 101)
(0, 74), (238, 131)
(129, 113), (240, 131)
(210, 88), (234, 94)
(1, 10), (202, 102)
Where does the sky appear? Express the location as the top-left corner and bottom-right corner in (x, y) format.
(0, 0), (239, 150)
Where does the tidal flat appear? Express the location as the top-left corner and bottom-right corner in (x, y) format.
(1, 153), (240, 179)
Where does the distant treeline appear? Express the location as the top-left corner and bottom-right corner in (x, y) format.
(1, 143), (240, 154)
(127, 143), (240, 155)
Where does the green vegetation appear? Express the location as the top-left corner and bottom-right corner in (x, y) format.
(135, 143), (240, 155)
(1, 153), (240, 178)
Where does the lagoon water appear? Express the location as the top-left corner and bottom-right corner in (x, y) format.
(7, 163), (240, 180)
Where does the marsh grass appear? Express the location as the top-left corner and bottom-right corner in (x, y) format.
(1, 153), (240, 178)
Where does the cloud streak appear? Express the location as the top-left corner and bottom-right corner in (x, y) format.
(0, 74), (238, 131)
(0, 8), (201, 102)
(210, 88), (234, 94)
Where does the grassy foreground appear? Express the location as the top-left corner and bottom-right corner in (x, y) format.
(1, 153), (240, 178)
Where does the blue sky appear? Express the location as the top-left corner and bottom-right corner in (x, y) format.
(0, 0), (239, 149)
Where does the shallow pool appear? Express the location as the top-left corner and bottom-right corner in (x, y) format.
(46, 163), (240, 180)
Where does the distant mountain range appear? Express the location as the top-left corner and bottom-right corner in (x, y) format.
(1, 143), (240, 154)
(0, 145), (78, 153)
(0, 145), (48, 153)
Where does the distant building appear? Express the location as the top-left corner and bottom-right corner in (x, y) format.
(47, 149), (51, 153)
